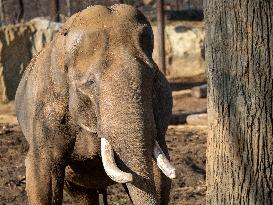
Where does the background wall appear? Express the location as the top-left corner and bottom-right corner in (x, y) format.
(0, 18), (205, 102)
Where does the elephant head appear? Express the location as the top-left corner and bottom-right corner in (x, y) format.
(53, 4), (175, 204)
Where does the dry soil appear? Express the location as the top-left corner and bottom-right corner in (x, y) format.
(0, 85), (207, 205)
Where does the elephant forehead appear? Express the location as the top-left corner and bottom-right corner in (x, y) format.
(63, 5), (153, 74)
(81, 4), (144, 25)
(64, 4), (149, 36)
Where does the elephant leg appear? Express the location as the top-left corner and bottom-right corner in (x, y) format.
(64, 180), (99, 205)
(24, 119), (74, 205)
(25, 150), (66, 205)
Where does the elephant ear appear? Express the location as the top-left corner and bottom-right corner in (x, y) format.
(152, 68), (173, 143)
(15, 34), (69, 137)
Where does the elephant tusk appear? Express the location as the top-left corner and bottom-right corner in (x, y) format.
(153, 141), (176, 179)
(101, 138), (133, 183)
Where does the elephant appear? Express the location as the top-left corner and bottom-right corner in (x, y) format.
(15, 4), (175, 205)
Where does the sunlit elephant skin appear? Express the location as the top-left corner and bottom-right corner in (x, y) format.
(15, 4), (174, 205)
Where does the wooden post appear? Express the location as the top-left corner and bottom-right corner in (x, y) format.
(50, 0), (60, 22)
(17, 0), (24, 22)
(156, 0), (166, 75)
(0, 0), (4, 26)
(66, 0), (71, 17)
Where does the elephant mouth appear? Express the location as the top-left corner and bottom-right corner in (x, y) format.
(100, 137), (176, 183)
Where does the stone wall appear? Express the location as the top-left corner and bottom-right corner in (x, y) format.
(0, 18), (61, 102)
(0, 19), (205, 102)
(152, 24), (205, 82)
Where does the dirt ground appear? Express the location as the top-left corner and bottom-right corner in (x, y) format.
(0, 85), (207, 205)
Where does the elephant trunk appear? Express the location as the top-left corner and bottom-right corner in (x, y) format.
(97, 61), (175, 204)
(99, 97), (158, 204)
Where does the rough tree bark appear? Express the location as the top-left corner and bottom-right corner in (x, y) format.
(205, 1), (273, 204)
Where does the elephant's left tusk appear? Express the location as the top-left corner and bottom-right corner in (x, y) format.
(153, 141), (176, 179)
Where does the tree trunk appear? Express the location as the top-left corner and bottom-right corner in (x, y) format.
(205, 1), (273, 204)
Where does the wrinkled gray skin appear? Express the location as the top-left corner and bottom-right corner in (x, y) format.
(15, 4), (172, 205)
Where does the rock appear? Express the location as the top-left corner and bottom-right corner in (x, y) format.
(0, 114), (17, 124)
(172, 89), (192, 98)
(30, 18), (62, 53)
(171, 110), (207, 125)
(191, 84), (207, 98)
(0, 18), (61, 102)
(152, 24), (206, 83)
(186, 113), (207, 125)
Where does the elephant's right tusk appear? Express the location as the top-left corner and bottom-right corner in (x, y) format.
(153, 141), (176, 179)
(101, 138), (133, 183)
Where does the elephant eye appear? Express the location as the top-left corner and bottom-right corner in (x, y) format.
(78, 78), (96, 96)
(86, 79), (95, 86)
